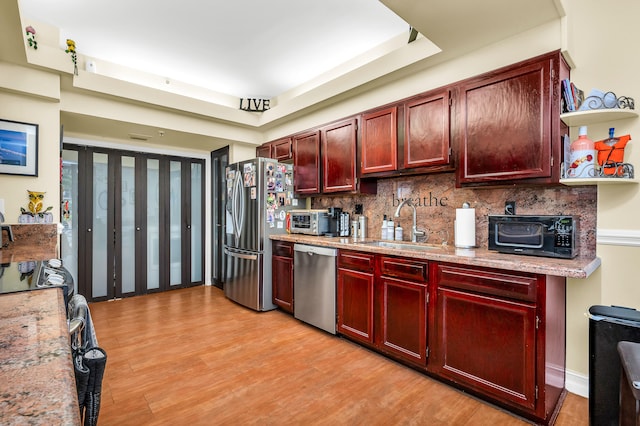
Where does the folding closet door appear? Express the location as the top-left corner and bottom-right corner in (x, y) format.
(62, 145), (204, 302)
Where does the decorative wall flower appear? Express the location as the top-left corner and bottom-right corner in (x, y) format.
(25, 26), (37, 49)
(65, 39), (78, 75)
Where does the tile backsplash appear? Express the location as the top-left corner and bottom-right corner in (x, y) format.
(312, 172), (597, 258)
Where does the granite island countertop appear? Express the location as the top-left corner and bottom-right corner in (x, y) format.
(0, 223), (58, 264)
(0, 288), (80, 425)
(270, 234), (600, 279)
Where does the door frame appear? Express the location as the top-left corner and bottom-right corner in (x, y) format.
(211, 146), (229, 288)
(63, 143), (206, 301)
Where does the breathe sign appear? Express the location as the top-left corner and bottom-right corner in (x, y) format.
(239, 98), (271, 112)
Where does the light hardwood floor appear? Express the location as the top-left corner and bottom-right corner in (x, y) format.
(90, 285), (588, 425)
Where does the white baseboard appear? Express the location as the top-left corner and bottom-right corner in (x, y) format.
(597, 229), (640, 247)
(565, 369), (589, 398)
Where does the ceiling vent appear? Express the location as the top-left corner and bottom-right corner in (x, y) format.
(128, 133), (152, 141)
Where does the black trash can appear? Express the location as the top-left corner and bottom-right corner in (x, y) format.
(589, 305), (640, 426)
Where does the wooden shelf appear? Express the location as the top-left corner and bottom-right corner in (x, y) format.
(560, 177), (638, 186)
(560, 109), (638, 127)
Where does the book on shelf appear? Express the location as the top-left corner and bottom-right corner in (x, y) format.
(571, 82), (584, 110)
(561, 79), (584, 113)
(562, 79), (574, 112)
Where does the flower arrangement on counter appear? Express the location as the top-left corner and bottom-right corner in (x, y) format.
(65, 38), (78, 75)
(25, 26), (37, 49)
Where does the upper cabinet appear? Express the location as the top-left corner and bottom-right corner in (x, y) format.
(256, 143), (271, 159)
(292, 118), (376, 196)
(361, 106), (398, 174)
(281, 50), (571, 191)
(322, 118), (357, 193)
(292, 130), (321, 195)
(455, 50), (569, 187)
(404, 89), (452, 170)
(256, 138), (292, 162)
(359, 89), (454, 178)
(272, 137), (292, 162)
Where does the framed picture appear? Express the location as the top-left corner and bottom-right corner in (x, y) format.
(0, 119), (38, 177)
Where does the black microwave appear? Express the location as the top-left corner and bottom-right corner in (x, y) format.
(488, 215), (578, 259)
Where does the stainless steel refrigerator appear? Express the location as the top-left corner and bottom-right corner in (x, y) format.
(224, 157), (300, 311)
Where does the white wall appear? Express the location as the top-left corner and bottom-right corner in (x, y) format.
(0, 64), (61, 222)
(561, 0), (640, 394)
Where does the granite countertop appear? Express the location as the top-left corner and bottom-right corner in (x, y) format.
(0, 288), (80, 425)
(0, 245), (57, 264)
(0, 224), (58, 264)
(271, 234), (600, 279)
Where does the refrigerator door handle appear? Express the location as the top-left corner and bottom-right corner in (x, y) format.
(235, 172), (245, 239)
(232, 173), (243, 241)
(224, 248), (258, 261)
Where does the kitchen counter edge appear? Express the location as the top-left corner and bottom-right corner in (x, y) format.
(270, 234), (600, 279)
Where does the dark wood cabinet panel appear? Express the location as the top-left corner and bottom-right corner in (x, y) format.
(361, 106), (398, 174)
(292, 130), (321, 194)
(404, 90), (451, 169)
(430, 262), (567, 424)
(337, 250), (375, 272)
(272, 255), (293, 313)
(337, 267), (375, 345)
(379, 256), (428, 283)
(456, 50), (568, 186)
(435, 263), (537, 303)
(256, 143), (272, 158)
(272, 138), (292, 161)
(377, 276), (427, 367)
(321, 118), (357, 193)
(272, 241), (294, 313)
(337, 251), (428, 368)
(431, 287), (536, 409)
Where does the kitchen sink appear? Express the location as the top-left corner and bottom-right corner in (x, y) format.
(355, 240), (441, 251)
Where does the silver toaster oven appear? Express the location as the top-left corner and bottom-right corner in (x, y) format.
(289, 209), (329, 235)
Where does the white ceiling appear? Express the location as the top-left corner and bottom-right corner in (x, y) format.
(18, 0), (410, 99)
(13, 0), (564, 151)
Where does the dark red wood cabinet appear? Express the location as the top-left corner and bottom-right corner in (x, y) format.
(258, 138), (292, 161)
(272, 137), (292, 162)
(456, 50), (569, 187)
(429, 262), (566, 424)
(361, 106), (398, 175)
(292, 130), (321, 195)
(256, 143), (271, 158)
(321, 118), (357, 193)
(337, 250), (376, 345)
(272, 241), (294, 313)
(404, 90), (451, 170)
(337, 250), (429, 368)
(377, 256), (428, 367)
(291, 117), (375, 195)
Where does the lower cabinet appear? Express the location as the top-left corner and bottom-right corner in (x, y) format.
(290, 246), (566, 424)
(337, 250), (375, 345)
(429, 262), (566, 424)
(272, 241), (294, 313)
(377, 256), (428, 367)
(337, 250), (428, 368)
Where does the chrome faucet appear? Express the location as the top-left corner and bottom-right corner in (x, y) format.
(394, 199), (426, 243)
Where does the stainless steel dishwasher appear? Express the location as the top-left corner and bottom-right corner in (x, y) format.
(293, 244), (338, 334)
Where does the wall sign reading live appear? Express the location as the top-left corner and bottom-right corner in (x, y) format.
(239, 98), (271, 112)
(391, 193), (448, 208)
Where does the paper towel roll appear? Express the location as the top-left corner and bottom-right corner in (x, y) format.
(455, 208), (476, 248)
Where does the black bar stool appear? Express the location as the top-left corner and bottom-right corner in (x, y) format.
(618, 341), (640, 426)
